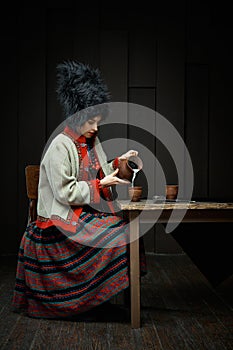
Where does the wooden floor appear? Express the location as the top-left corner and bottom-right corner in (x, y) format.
(0, 253), (232, 350)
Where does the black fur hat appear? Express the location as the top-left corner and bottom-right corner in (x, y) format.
(56, 60), (111, 126)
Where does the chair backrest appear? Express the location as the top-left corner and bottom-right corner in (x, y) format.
(25, 165), (40, 223)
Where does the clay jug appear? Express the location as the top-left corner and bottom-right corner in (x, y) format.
(117, 155), (143, 181)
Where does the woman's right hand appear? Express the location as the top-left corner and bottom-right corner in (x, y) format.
(100, 168), (130, 187)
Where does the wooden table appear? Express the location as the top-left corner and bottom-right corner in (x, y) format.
(117, 200), (233, 328)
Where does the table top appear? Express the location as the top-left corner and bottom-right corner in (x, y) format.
(117, 199), (233, 211)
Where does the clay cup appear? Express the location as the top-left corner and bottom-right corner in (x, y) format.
(166, 185), (178, 200)
(128, 186), (142, 202)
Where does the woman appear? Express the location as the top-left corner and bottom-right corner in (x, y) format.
(12, 61), (146, 321)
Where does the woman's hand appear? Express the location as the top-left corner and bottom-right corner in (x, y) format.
(100, 168), (130, 187)
(118, 150), (138, 160)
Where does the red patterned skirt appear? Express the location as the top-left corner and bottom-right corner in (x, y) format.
(12, 210), (146, 319)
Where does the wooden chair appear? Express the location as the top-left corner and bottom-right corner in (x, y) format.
(25, 165), (40, 223)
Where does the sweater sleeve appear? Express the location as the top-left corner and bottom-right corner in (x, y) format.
(93, 137), (119, 176)
(99, 157), (119, 176)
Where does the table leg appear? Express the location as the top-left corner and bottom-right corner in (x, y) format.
(129, 210), (140, 328)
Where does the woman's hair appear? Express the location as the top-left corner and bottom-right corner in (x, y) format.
(65, 104), (109, 129)
(56, 60), (110, 129)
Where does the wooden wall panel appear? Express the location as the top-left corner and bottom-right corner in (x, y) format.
(46, 3), (101, 139)
(73, 2), (100, 66)
(17, 6), (46, 240)
(128, 30), (157, 87)
(127, 24), (157, 252)
(128, 88), (156, 252)
(127, 3), (157, 30)
(155, 11), (186, 254)
(156, 18), (185, 184)
(209, 23), (233, 200)
(99, 31), (128, 200)
(73, 30), (100, 68)
(128, 88), (156, 199)
(100, 31), (128, 102)
(185, 65), (209, 199)
(46, 7), (74, 140)
(100, 0), (129, 30)
(128, 88), (156, 114)
(186, 2), (210, 64)
(0, 8), (18, 254)
(46, 0), (74, 8)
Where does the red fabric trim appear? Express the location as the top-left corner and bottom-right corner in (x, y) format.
(112, 157), (119, 170)
(63, 125), (97, 145)
(87, 179), (101, 203)
(96, 178), (102, 190)
(93, 179), (101, 202)
(36, 218), (54, 230)
(98, 167), (116, 215)
(36, 207), (83, 234)
(63, 126), (84, 142)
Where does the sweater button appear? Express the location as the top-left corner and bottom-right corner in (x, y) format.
(71, 221), (77, 226)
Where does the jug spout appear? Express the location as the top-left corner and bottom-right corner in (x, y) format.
(117, 155), (143, 181)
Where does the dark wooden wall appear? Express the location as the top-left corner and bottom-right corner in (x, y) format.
(1, 1), (233, 256)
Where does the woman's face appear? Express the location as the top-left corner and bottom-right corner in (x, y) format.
(79, 115), (102, 138)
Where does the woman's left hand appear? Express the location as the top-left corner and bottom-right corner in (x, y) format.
(100, 168), (130, 187)
(118, 150), (138, 160)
